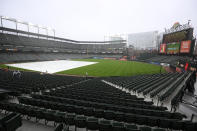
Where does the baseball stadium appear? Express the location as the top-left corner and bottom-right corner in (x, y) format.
(0, 0), (197, 131)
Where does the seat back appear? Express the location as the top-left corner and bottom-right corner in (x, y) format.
(54, 123), (63, 131)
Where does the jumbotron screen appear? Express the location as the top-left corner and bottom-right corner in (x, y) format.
(167, 42), (180, 54)
(163, 28), (193, 43)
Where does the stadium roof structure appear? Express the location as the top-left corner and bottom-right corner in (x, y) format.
(0, 16), (126, 45)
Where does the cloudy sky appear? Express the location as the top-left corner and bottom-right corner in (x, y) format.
(0, 0), (196, 41)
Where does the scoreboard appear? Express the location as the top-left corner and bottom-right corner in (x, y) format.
(163, 28), (193, 43)
(166, 42), (180, 54)
(160, 25), (194, 55)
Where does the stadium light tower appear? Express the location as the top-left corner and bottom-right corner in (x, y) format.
(52, 29), (55, 39)
(47, 27), (55, 39)
(17, 21), (29, 37)
(36, 25), (40, 38)
(17, 21), (29, 36)
(188, 20), (191, 25)
(16, 19), (28, 36)
(2, 16), (18, 35)
(28, 22), (36, 37)
(5, 17), (17, 30)
(1, 16), (56, 39)
(38, 25), (48, 39)
(0, 16), (3, 27)
(15, 19), (18, 32)
(0, 16), (3, 33)
(46, 27), (48, 39)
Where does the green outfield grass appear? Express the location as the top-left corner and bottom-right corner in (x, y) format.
(56, 59), (166, 77)
(0, 64), (34, 72)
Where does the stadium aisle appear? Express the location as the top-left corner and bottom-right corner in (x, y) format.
(177, 80), (197, 121)
(16, 120), (54, 131)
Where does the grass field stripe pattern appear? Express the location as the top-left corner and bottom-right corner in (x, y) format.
(56, 59), (166, 77)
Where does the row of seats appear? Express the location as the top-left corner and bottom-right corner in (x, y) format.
(136, 55), (192, 67)
(49, 80), (155, 106)
(54, 123), (64, 131)
(171, 71), (196, 107)
(47, 90), (153, 107)
(0, 52), (93, 62)
(0, 52), (122, 63)
(104, 72), (192, 102)
(105, 73), (174, 91)
(0, 112), (22, 131)
(42, 92), (166, 111)
(0, 70), (85, 94)
(54, 86), (139, 100)
(1, 101), (194, 131)
(148, 73), (181, 98)
(158, 72), (186, 101)
(0, 32), (125, 55)
(18, 96), (186, 126)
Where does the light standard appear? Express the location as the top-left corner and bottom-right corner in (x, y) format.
(1, 16), (17, 35)
(1, 16), (56, 40)
(47, 27), (56, 40)
(53, 29), (55, 39)
(16, 19), (28, 36)
(0, 16), (3, 27)
(41, 26), (48, 39)
(0, 16), (3, 33)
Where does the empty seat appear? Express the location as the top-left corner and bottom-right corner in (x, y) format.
(54, 123), (63, 131)
(75, 115), (86, 130)
(112, 121), (124, 131)
(99, 120), (111, 131)
(65, 113), (75, 126)
(124, 123), (138, 131)
(86, 117), (99, 130)
(140, 126), (152, 131)
(152, 128), (166, 131)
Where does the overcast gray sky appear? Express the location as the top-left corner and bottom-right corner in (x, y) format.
(0, 0), (196, 41)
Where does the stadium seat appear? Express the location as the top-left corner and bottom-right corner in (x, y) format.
(86, 117), (99, 130)
(75, 115), (87, 131)
(139, 126), (152, 131)
(99, 120), (112, 131)
(54, 123), (63, 131)
(65, 113), (76, 126)
(112, 121), (125, 131)
(124, 123), (138, 130)
(152, 129), (166, 131)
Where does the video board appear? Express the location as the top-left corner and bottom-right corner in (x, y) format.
(160, 44), (166, 53)
(163, 28), (193, 43)
(166, 42), (180, 54)
(180, 40), (191, 53)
